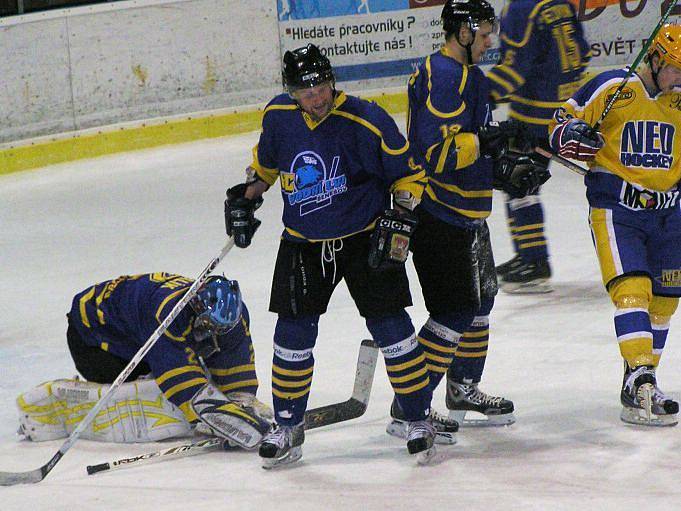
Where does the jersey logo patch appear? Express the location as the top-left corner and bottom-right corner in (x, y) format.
(620, 121), (675, 170)
(284, 151), (347, 216)
(619, 182), (679, 211)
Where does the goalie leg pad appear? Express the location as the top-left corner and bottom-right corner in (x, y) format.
(191, 383), (272, 450)
(17, 378), (192, 443)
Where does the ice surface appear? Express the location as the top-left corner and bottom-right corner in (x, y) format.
(1, 116), (679, 510)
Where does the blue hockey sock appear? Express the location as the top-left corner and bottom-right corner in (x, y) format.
(417, 311), (473, 391)
(366, 311), (432, 421)
(271, 315), (319, 426)
(508, 194), (549, 262)
(505, 200), (519, 254)
(449, 298), (493, 384)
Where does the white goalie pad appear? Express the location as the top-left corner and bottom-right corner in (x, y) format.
(191, 383), (272, 450)
(17, 378), (192, 443)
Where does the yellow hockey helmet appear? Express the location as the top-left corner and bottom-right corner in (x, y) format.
(648, 24), (681, 70)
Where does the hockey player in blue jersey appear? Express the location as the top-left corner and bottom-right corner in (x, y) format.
(224, 44), (443, 467)
(549, 25), (681, 426)
(487, 0), (590, 293)
(17, 273), (273, 447)
(386, 0), (549, 435)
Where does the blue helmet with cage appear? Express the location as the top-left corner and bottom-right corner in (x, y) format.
(190, 276), (242, 340)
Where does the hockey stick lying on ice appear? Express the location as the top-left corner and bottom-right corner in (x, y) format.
(86, 438), (225, 475)
(304, 339), (379, 430)
(0, 238), (236, 486)
(85, 339), (379, 475)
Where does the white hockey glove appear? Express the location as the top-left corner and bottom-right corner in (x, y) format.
(550, 117), (604, 161)
(190, 383), (272, 450)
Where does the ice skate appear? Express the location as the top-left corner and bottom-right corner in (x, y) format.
(386, 398), (458, 445)
(259, 422), (305, 469)
(620, 365), (678, 427)
(495, 255), (522, 277)
(500, 258), (552, 294)
(446, 379), (515, 426)
(406, 419), (437, 465)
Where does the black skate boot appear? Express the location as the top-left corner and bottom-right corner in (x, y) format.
(259, 422), (305, 469)
(620, 365), (678, 427)
(446, 378), (515, 427)
(406, 419), (437, 465)
(500, 258), (552, 294)
(386, 398), (458, 445)
(495, 255), (522, 277)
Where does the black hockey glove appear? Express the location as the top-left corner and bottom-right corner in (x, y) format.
(368, 209), (418, 271)
(493, 150), (551, 199)
(225, 183), (264, 249)
(478, 120), (523, 160)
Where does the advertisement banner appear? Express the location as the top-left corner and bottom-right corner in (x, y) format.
(277, 0), (681, 83)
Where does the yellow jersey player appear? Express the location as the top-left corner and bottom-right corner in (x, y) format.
(549, 25), (681, 426)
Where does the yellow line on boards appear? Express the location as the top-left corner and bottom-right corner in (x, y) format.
(0, 92), (408, 176)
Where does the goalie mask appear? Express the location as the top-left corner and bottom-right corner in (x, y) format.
(190, 276), (242, 358)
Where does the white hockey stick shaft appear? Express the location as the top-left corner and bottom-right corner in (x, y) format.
(534, 146), (588, 176)
(0, 238), (235, 486)
(86, 438), (225, 475)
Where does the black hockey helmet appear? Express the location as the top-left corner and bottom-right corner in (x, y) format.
(282, 44), (335, 93)
(441, 0), (496, 41)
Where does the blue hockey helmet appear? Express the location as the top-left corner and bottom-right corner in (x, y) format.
(190, 276), (242, 337)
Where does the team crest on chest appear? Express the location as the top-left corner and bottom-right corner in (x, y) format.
(281, 151), (347, 216)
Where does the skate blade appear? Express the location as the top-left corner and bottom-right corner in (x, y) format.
(415, 445), (437, 466)
(501, 279), (553, 295)
(386, 421), (457, 445)
(261, 446), (303, 469)
(620, 407), (678, 427)
(448, 410), (516, 427)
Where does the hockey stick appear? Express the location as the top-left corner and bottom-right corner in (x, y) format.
(0, 238), (235, 486)
(534, 146), (588, 176)
(85, 339), (379, 475)
(304, 339), (379, 429)
(593, 1), (677, 131)
(86, 438), (225, 475)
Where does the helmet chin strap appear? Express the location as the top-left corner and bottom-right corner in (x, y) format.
(455, 25), (475, 65)
(650, 60), (663, 93)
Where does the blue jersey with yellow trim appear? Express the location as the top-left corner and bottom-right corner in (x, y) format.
(407, 47), (494, 227)
(550, 69), (681, 208)
(251, 91), (425, 241)
(488, 0), (590, 139)
(69, 273), (257, 421)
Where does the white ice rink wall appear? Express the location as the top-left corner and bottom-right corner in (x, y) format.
(1, 1), (680, 148)
(0, 0), (282, 143)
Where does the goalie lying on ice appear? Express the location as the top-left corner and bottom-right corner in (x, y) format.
(17, 273), (272, 448)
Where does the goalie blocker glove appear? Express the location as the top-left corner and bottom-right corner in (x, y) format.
(190, 382), (272, 449)
(225, 183), (264, 248)
(493, 150), (551, 199)
(368, 209), (418, 271)
(550, 116), (604, 161)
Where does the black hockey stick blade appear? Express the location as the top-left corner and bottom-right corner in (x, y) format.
(0, 451), (62, 486)
(304, 339), (379, 430)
